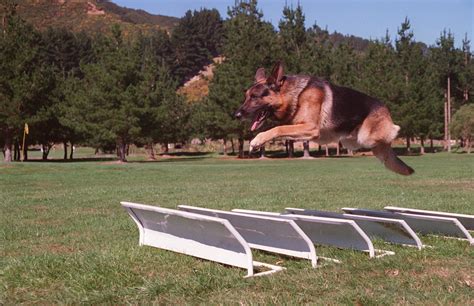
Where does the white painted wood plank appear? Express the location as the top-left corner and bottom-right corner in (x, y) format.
(285, 207), (423, 249)
(121, 202), (255, 276)
(384, 206), (474, 231)
(178, 205), (317, 267)
(232, 209), (375, 257)
(342, 207), (473, 245)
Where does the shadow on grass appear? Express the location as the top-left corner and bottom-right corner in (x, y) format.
(131, 156), (212, 163)
(24, 157), (117, 163)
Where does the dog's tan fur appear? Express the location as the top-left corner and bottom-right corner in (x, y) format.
(235, 62), (414, 175)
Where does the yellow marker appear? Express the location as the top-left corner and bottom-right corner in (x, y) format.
(21, 123), (28, 161)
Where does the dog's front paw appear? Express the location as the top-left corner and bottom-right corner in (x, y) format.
(249, 135), (265, 153)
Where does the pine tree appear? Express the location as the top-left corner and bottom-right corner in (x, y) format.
(171, 9), (223, 85)
(450, 104), (474, 153)
(358, 32), (397, 101)
(458, 35), (473, 104)
(279, 3), (306, 73)
(74, 25), (143, 162)
(303, 24), (332, 79)
(208, 0), (279, 157)
(331, 41), (360, 87)
(36, 27), (93, 159)
(0, 1), (45, 162)
(431, 30), (462, 151)
(394, 18), (424, 150)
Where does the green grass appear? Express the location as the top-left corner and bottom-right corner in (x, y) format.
(1, 152), (473, 304)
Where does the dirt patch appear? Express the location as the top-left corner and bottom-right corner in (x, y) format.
(420, 259), (474, 282)
(46, 243), (75, 254)
(24, 217), (64, 226)
(459, 272), (473, 288)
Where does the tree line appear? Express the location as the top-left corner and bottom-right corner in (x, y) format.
(1, 0), (473, 162)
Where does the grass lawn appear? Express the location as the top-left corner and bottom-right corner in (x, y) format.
(1, 152), (473, 304)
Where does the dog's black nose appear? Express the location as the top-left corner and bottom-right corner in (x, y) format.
(234, 110), (243, 119)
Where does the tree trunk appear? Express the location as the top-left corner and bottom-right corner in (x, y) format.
(260, 146), (266, 159)
(223, 139), (227, 156)
(3, 134), (12, 162)
(14, 141), (20, 161)
(336, 142), (340, 156)
(70, 142), (74, 160)
(238, 138), (244, 158)
(230, 138), (235, 154)
(467, 138), (471, 154)
(23, 143), (28, 161)
(406, 136), (411, 153)
(63, 142), (68, 160)
(163, 142), (169, 154)
(147, 143), (156, 160)
(287, 140), (294, 158)
(303, 141), (311, 158)
(444, 95), (448, 150)
(430, 138), (434, 152)
(447, 76), (451, 152)
(325, 145), (329, 157)
(118, 141), (127, 162)
(420, 138), (425, 155)
(41, 144), (50, 160)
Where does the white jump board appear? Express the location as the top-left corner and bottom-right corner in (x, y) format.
(342, 207), (473, 245)
(121, 202), (283, 277)
(285, 208), (422, 249)
(384, 206), (474, 231)
(232, 209), (375, 257)
(178, 205), (317, 267)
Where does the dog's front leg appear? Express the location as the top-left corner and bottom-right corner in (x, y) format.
(249, 124), (319, 153)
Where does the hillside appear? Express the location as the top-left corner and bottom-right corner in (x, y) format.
(13, 0), (179, 34)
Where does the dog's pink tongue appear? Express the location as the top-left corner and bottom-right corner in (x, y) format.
(251, 120), (259, 131)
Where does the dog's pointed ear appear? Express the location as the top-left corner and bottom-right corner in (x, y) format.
(254, 68), (266, 83)
(267, 61), (285, 88)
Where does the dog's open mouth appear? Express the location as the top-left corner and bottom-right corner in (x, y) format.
(250, 109), (269, 131)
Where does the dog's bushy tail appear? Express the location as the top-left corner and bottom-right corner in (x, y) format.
(372, 143), (414, 176)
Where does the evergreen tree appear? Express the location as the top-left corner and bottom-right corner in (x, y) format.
(358, 32), (399, 104)
(330, 41), (359, 87)
(303, 24), (333, 79)
(0, 1), (46, 162)
(73, 25), (143, 162)
(36, 27), (93, 159)
(171, 8), (223, 85)
(278, 3), (306, 73)
(450, 104), (474, 153)
(394, 18), (425, 150)
(458, 35), (473, 104)
(208, 0), (279, 157)
(431, 30), (462, 151)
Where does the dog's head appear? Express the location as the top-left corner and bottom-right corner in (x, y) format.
(234, 62), (285, 131)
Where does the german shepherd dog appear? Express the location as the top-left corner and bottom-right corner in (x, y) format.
(234, 62), (414, 175)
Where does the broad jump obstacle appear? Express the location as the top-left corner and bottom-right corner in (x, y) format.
(122, 202), (472, 276)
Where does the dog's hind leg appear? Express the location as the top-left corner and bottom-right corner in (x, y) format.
(372, 143), (414, 176)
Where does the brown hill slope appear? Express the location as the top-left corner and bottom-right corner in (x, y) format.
(13, 0), (179, 34)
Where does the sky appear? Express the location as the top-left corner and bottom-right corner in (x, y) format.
(112, 0), (473, 47)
